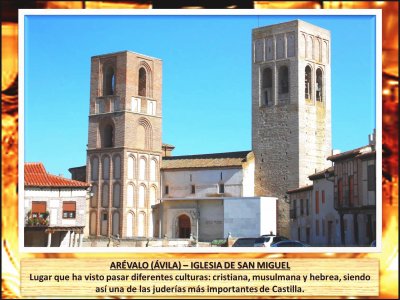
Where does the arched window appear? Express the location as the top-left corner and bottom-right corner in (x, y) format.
(150, 159), (157, 181)
(300, 34), (306, 58)
(148, 213), (153, 238)
(138, 185), (145, 208)
(90, 184), (98, 208)
(305, 66), (312, 100)
(127, 184), (134, 208)
(126, 212), (134, 237)
(113, 183), (120, 208)
(323, 41), (329, 63)
(90, 211), (97, 236)
(262, 68), (273, 106)
(103, 65), (115, 96)
(279, 66), (289, 94)
(101, 211), (108, 236)
(150, 186), (156, 206)
(276, 34), (284, 59)
(128, 156), (135, 179)
(287, 33), (295, 57)
(91, 156), (99, 181)
(138, 67), (147, 97)
(102, 124), (114, 148)
(102, 184), (109, 208)
(102, 156), (110, 180)
(113, 155), (121, 179)
(112, 211), (120, 236)
(266, 38), (274, 60)
(138, 212), (145, 236)
(306, 35), (313, 59)
(316, 68), (323, 102)
(139, 157), (146, 180)
(315, 39), (321, 61)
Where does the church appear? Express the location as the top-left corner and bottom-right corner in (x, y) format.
(71, 20), (332, 243)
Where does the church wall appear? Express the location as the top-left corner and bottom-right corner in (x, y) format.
(162, 168), (244, 198)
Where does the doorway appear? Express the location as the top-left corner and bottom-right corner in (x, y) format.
(178, 215), (191, 238)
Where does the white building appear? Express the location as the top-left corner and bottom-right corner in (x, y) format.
(153, 151), (277, 241)
(24, 163), (90, 247)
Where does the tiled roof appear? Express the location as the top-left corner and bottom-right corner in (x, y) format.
(25, 163), (90, 188)
(162, 151), (252, 170)
(287, 185), (313, 194)
(327, 145), (371, 162)
(308, 166), (334, 180)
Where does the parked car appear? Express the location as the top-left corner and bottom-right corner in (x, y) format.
(254, 235), (289, 247)
(270, 240), (310, 247)
(232, 238), (257, 247)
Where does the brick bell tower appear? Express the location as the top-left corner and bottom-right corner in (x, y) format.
(86, 51), (162, 238)
(252, 20), (332, 237)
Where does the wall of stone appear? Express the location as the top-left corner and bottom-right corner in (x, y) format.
(252, 20), (331, 238)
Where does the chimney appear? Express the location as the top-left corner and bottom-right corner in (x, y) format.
(162, 144), (175, 157)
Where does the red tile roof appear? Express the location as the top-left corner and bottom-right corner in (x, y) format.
(25, 163), (90, 188)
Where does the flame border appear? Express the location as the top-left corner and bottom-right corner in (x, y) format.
(2, 1), (398, 299)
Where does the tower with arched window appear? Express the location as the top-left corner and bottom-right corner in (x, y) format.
(252, 20), (332, 237)
(86, 51), (162, 238)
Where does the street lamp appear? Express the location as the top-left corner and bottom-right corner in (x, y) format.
(324, 169), (334, 182)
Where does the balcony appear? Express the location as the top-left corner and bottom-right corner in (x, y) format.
(25, 211), (49, 227)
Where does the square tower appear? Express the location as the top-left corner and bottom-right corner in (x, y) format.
(252, 20), (332, 237)
(86, 51), (162, 239)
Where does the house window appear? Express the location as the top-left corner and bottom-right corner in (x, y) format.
(306, 199), (309, 216)
(165, 185), (169, 195)
(348, 175), (354, 205)
(31, 201), (46, 218)
(315, 191), (319, 214)
(316, 220), (320, 236)
(367, 165), (376, 191)
(62, 201), (76, 219)
(338, 178), (343, 205)
(292, 199), (297, 219)
(322, 190), (325, 204)
(218, 183), (225, 194)
(191, 185), (196, 194)
(322, 220), (325, 236)
(279, 66), (289, 94)
(300, 199), (304, 216)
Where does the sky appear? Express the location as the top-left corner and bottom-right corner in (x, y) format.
(24, 13), (376, 178)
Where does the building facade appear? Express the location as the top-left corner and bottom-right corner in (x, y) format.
(24, 163), (90, 247)
(86, 51), (162, 239)
(288, 167), (341, 246)
(154, 151), (276, 241)
(327, 140), (376, 246)
(252, 20), (332, 237)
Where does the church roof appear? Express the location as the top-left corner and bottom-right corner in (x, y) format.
(25, 162), (90, 188)
(161, 150), (252, 170)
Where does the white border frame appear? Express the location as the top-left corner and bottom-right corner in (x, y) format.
(18, 9), (382, 253)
